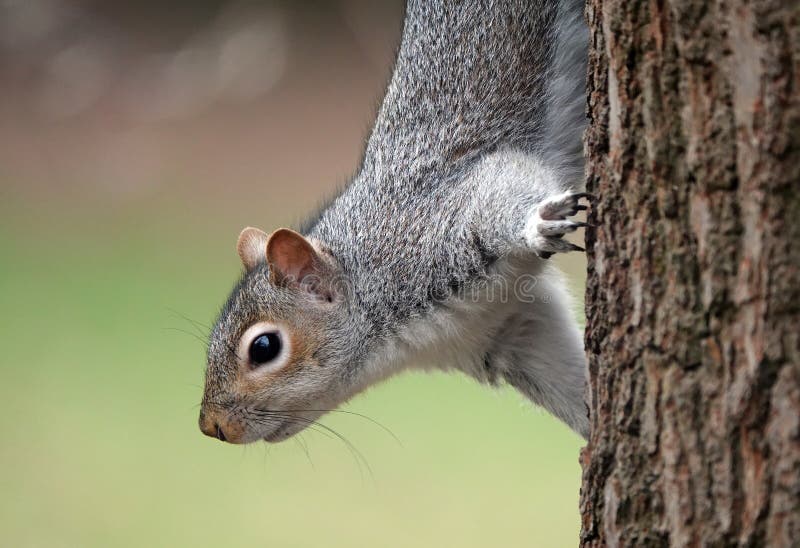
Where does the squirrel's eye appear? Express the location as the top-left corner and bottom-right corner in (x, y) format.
(249, 332), (282, 365)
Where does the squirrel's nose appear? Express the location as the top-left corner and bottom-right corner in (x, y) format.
(199, 411), (228, 442)
(199, 408), (246, 443)
(202, 422), (227, 441)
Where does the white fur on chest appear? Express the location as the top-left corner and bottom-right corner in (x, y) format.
(361, 255), (546, 385)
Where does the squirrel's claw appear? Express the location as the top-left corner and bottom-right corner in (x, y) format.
(524, 191), (591, 257)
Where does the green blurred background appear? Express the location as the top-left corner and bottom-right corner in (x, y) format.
(0, 1), (587, 546)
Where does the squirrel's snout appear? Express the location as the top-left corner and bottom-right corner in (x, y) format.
(199, 420), (226, 442)
(199, 409), (237, 443)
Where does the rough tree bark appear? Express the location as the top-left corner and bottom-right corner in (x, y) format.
(580, 1), (800, 546)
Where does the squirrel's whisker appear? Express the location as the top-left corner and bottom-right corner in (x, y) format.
(163, 326), (210, 349)
(249, 407), (401, 446)
(243, 410), (373, 481)
(167, 308), (212, 338)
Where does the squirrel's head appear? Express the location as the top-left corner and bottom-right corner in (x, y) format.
(199, 227), (359, 444)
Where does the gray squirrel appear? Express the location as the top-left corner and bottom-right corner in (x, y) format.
(199, 0), (591, 443)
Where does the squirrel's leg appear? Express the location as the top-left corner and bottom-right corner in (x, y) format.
(462, 151), (589, 436)
(466, 150), (592, 260)
(484, 272), (589, 439)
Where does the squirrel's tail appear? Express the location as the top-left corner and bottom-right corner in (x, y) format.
(538, 0), (589, 190)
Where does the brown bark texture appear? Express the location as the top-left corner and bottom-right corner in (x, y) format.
(580, 0), (800, 546)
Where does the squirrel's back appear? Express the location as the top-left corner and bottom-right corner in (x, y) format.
(365, 0), (586, 182)
(306, 0), (588, 325)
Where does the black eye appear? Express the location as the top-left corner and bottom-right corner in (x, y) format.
(248, 332), (282, 365)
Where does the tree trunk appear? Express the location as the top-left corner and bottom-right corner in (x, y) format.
(580, 0), (800, 546)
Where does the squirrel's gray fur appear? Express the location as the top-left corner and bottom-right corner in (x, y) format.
(202, 0), (590, 443)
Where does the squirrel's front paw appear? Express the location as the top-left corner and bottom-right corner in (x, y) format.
(524, 192), (594, 259)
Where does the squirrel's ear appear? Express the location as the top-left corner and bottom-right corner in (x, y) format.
(266, 228), (324, 287)
(237, 227), (269, 271)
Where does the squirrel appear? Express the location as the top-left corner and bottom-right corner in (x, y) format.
(200, 0), (591, 444)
